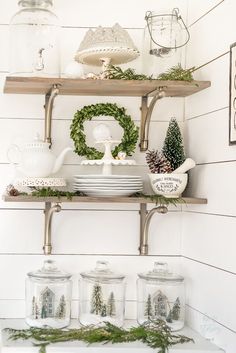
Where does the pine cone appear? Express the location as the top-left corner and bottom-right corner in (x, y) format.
(146, 150), (172, 173)
(6, 184), (20, 196)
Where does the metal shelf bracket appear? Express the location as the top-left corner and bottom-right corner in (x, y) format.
(139, 205), (168, 255)
(43, 202), (62, 255)
(139, 88), (166, 151)
(44, 84), (60, 146)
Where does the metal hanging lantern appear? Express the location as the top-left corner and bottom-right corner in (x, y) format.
(145, 8), (190, 58)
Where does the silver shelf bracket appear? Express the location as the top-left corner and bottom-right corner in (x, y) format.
(139, 205), (168, 256)
(44, 84), (60, 146)
(139, 88), (166, 152)
(43, 202), (62, 255)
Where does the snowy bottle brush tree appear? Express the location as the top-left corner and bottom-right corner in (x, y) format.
(162, 118), (186, 171)
(146, 118), (185, 173)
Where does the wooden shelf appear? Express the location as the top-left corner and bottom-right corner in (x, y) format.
(3, 76), (210, 255)
(4, 76), (211, 97)
(3, 195), (207, 204)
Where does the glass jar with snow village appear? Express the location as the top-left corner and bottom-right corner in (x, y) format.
(25, 260), (72, 328)
(137, 262), (185, 331)
(79, 261), (125, 327)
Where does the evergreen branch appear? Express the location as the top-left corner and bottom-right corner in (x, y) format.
(31, 188), (83, 200)
(5, 320), (193, 353)
(106, 65), (153, 80)
(106, 64), (195, 82)
(134, 192), (186, 207)
(157, 64), (194, 82)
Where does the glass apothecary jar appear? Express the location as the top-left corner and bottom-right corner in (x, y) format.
(9, 0), (60, 77)
(25, 260), (72, 328)
(79, 261), (125, 326)
(137, 262), (185, 331)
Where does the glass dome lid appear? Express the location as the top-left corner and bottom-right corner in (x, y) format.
(138, 262), (184, 282)
(18, 0), (53, 7)
(27, 260), (72, 280)
(80, 261), (125, 281)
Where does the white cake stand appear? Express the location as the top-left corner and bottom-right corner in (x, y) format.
(75, 48), (139, 71)
(81, 139), (136, 175)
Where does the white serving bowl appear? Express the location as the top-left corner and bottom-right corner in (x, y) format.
(148, 173), (188, 198)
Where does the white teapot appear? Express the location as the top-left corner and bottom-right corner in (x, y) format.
(7, 134), (72, 178)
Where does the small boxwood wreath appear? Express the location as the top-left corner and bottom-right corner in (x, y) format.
(70, 103), (139, 160)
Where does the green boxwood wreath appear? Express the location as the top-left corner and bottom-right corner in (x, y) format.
(70, 103), (139, 160)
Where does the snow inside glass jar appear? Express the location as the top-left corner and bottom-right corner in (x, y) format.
(137, 262), (185, 331)
(25, 260), (72, 328)
(9, 0), (60, 77)
(79, 261), (125, 326)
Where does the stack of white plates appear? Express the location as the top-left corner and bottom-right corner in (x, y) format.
(74, 175), (143, 197)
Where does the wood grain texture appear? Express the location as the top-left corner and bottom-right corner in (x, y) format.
(2, 195), (207, 204)
(4, 77), (211, 97)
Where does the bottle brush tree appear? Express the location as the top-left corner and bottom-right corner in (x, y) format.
(171, 297), (181, 320)
(55, 295), (66, 319)
(107, 292), (116, 317)
(90, 283), (103, 315)
(144, 294), (153, 319)
(162, 118), (186, 171)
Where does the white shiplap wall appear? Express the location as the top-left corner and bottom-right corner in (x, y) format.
(183, 1), (236, 352)
(0, 0), (187, 321)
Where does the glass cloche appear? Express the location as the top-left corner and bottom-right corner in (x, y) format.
(137, 262), (185, 331)
(9, 0), (60, 77)
(79, 261), (126, 326)
(25, 260), (72, 328)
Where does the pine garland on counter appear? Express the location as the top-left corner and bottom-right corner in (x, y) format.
(5, 320), (193, 353)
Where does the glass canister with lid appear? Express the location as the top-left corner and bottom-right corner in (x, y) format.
(79, 261), (126, 326)
(137, 262), (185, 331)
(9, 0), (60, 77)
(25, 260), (72, 328)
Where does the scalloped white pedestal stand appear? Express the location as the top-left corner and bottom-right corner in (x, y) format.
(75, 48), (139, 77)
(81, 139), (136, 175)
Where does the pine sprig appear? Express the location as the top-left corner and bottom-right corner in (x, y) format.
(31, 188), (83, 200)
(158, 64), (194, 82)
(5, 320), (193, 353)
(106, 64), (194, 82)
(107, 65), (152, 80)
(134, 192), (186, 207)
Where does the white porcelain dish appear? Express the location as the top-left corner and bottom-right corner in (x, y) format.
(74, 184), (142, 189)
(74, 175), (141, 179)
(74, 187), (142, 192)
(74, 179), (142, 184)
(79, 190), (139, 197)
(74, 181), (143, 185)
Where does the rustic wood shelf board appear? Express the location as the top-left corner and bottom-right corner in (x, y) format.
(3, 195), (207, 204)
(4, 77), (211, 97)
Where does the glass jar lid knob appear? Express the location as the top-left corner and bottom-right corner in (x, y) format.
(153, 262), (169, 274)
